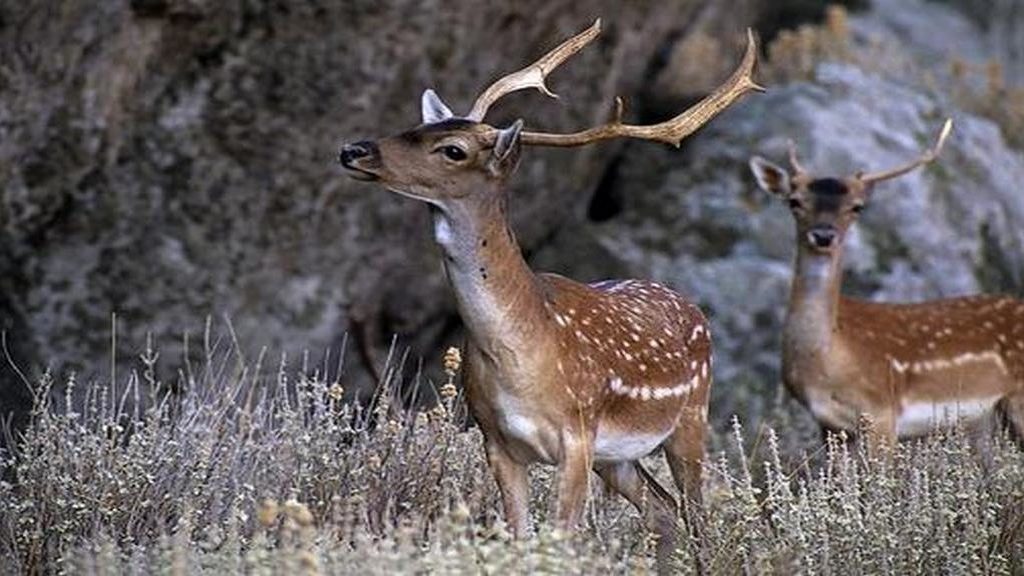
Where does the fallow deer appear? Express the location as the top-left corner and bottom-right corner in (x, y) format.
(339, 21), (762, 566)
(750, 120), (1024, 448)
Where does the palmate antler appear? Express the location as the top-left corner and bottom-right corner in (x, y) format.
(467, 23), (764, 148)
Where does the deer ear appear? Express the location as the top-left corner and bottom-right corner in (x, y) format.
(421, 89), (454, 124)
(488, 119), (523, 177)
(493, 119), (523, 160)
(749, 156), (792, 197)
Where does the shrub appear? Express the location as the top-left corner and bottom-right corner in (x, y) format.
(1, 336), (1022, 574)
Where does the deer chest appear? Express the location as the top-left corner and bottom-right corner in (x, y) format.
(490, 390), (560, 464)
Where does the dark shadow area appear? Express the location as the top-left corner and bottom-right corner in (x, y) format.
(756, 0), (870, 45)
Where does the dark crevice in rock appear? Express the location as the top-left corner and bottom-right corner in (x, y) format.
(587, 153), (625, 222)
(0, 1), (751, 397)
(0, 286), (36, 460)
(755, 0), (870, 45)
(977, 220), (1024, 296)
(637, 0), (717, 110)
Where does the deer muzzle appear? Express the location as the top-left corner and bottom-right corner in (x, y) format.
(339, 141), (381, 180)
(807, 226), (838, 250)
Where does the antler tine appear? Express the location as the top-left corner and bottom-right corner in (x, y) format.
(519, 28), (765, 148)
(787, 139), (808, 177)
(466, 19), (602, 122)
(856, 119), (954, 185)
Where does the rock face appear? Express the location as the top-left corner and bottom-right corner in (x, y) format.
(552, 61), (1024, 424)
(872, 0), (1024, 86)
(3, 0), (1023, 441)
(0, 1), (757, 405)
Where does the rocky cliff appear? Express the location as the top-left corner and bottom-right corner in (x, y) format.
(0, 1), (755, 402)
(1, 0), (1022, 437)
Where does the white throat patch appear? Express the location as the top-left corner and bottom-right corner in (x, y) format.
(433, 213), (455, 248)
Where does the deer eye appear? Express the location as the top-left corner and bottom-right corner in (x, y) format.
(851, 203), (865, 214)
(437, 145), (467, 162)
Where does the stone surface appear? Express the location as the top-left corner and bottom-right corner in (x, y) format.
(3, 0), (1024, 441)
(852, 0), (1024, 85)
(0, 1), (732, 400)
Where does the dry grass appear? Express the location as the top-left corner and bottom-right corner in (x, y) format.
(947, 57), (1024, 149)
(1, 330), (1022, 575)
(764, 4), (1024, 150)
(763, 6), (860, 83)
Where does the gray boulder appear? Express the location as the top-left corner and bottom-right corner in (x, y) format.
(0, 1), (741, 402)
(851, 0), (1024, 86)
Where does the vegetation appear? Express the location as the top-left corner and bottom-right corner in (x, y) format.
(3, 5), (1023, 575)
(765, 5), (1024, 149)
(1, 335), (1022, 575)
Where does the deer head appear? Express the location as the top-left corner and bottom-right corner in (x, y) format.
(340, 21), (763, 211)
(750, 119), (953, 254)
(339, 111), (525, 205)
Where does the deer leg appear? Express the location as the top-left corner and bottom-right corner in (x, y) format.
(663, 412), (706, 511)
(998, 393), (1024, 447)
(484, 440), (531, 538)
(554, 433), (593, 529)
(596, 462), (680, 574)
(662, 411), (709, 573)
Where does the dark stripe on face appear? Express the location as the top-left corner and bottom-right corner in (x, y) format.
(810, 178), (848, 213)
(809, 178), (848, 196)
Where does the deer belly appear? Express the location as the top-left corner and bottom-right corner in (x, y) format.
(896, 397), (1001, 437)
(593, 425), (672, 462)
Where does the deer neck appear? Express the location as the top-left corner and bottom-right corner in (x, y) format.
(430, 195), (548, 363)
(784, 244), (844, 361)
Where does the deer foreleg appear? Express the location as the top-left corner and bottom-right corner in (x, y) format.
(485, 440), (531, 538)
(554, 433), (593, 530)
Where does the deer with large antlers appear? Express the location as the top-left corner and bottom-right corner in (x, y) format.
(339, 21), (762, 567)
(750, 120), (1024, 448)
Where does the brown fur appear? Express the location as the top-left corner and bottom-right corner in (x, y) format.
(342, 114), (712, 568)
(751, 154), (1024, 447)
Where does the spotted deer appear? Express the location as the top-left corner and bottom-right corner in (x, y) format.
(339, 21), (762, 565)
(750, 120), (1024, 448)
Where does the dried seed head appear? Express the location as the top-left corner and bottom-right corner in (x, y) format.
(258, 498), (279, 527)
(298, 550), (319, 573)
(452, 502), (471, 523)
(825, 5), (848, 41)
(327, 383), (344, 401)
(284, 499), (314, 527)
(384, 420), (403, 435)
(439, 382), (458, 399)
(443, 347), (462, 375)
(429, 405), (448, 421)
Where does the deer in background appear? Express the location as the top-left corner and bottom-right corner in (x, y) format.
(750, 120), (1024, 449)
(340, 20), (762, 569)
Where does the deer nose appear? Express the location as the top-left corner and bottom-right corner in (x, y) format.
(807, 226), (838, 249)
(338, 141), (378, 167)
